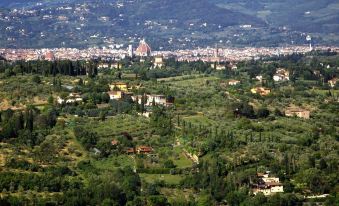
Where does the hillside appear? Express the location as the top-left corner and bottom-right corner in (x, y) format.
(0, 52), (338, 205)
(0, 0), (338, 48)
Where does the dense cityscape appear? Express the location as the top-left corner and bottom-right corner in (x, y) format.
(1, 41), (338, 62)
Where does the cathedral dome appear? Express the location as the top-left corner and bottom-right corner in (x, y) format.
(135, 39), (151, 57)
(45, 51), (55, 61)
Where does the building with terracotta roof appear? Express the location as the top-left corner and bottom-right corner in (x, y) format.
(135, 39), (151, 57)
(328, 77), (338, 88)
(45, 51), (55, 61)
(252, 173), (284, 196)
(126, 148), (135, 154)
(136, 146), (153, 154)
(251, 87), (271, 96)
(111, 140), (119, 146)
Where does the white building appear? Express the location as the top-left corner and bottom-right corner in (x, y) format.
(57, 93), (83, 104)
(153, 56), (165, 68)
(107, 91), (124, 100)
(97, 63), (110, 69)
(256, 75), (263, 82)
(128, 45), (133, 57)
(328, 78), (337, 88)
(228, 80), (240, 86)
(252, 174), (284, 196)
(273, 68), (290, 82)
(132, 94), (172, 107)
(147, 94), (167, 106)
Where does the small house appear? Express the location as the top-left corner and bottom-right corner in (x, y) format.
(109, 82), (129, 92)
(126, 148), (135, 155)
(328, 78), (337, 88)
(251, 87), (271, 96)
(153, 55), (165, 68)
(228, 80), (240, 86)
(111, 140), (119, 146)
(252, 172), (284, 196)
(132, 94), (173, 107)
(57, 93), (83, 104)
(273, 68), (290, 82)
(136, 146), (153, 154)
(256, 75), (263, 82)
(285, 107), (310, 119)
(97, 63), (110, 69)
(107, 91), (124, 100)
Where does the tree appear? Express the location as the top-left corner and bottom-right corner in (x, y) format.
(17, 130), (37, 146)
(197, 192), (214, 206)
(13, 112), (24, 135)
(74, 127), (98, 150)
(46, 108), (58, 128)
(31, 75), (41, 84)
(257, 107), (270, 118)
(145, 184), (159, 196)
(99, 111), (107, 121)
(319, 158), (327, 170)
(13, 65), (22, 75)
(48, 96), (54, 105)
(150, 106), (173, 136)
(101, 93), (110, 103)
(163, 160), (176, 168)
(298, 168), (324, 193)
(147, 196), (169, 206)
(34, 140), (57, 164)
(233, 102), (256, 119)
(0, 122), (16, 139)
(2, 109), (14, 122)
(243, 193), (267, 206)
(25, 108), (34, 132)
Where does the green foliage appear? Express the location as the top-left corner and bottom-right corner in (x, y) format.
(257, 107), (270, 118)
(0, 53), (339, 205)
(73, 126), (98, 150)
(150, 106), (173, 136)
(31, 75), (41, 84)
(163, 159), (176, 169)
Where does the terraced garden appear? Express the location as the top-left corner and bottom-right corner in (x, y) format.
(79, 114), (151, 141)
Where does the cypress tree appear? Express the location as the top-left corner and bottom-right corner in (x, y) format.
(25, 109), (34, 132)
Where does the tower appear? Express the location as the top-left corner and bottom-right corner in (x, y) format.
(214, 45), (219, 58)
(128, 45), (133, 57)
(306, 35), (312, 51)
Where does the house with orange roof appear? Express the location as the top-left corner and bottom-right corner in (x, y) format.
(251, 87), (271, 96)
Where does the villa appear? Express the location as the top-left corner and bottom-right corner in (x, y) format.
(252, 172), (284, 196)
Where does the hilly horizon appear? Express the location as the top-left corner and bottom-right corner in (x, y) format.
(0, 0), (338, 49)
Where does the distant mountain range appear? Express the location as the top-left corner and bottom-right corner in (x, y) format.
(0, 0), (338, 49)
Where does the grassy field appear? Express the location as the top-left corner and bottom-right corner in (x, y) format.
(157, 74), (208, 82)
(171, 147), (193, 168)
(79, 114), (150, 140)
(166, 76), (219, 87)
(92, 155), (134, 171)
(182, 115), (218, 127)
(160, 188), (196, 204)
(140, 173), (184, 185)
